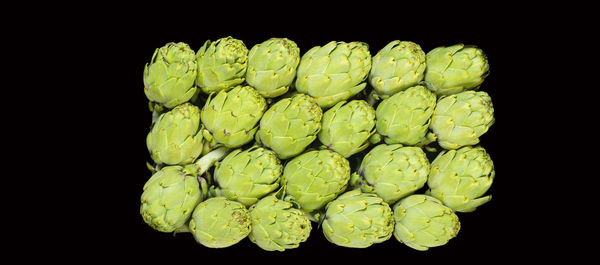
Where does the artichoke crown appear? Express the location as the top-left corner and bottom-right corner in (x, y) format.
(143, 42), (197, 108)
(146, 103), (204, 165)
(424, 44), (489, 96)
(369, 40), (426, 97)
(322, 190), (394, 248)
(427, 146), (494, 212)
(375, 85), (437, 145)
(282, 150), (351, 212)
(246, 38), (300, 98)
(188, 197), (251, 248)
(393, 195), (460, 251)
(196, 36), (248, 94)
(212, 147), (283, 207)
(256, 93), (323, 159)
(201, 85), (267, 148)
(318, 100), (376, 158)
(430, 90), (494, 149)
(295, 41), (372, 108)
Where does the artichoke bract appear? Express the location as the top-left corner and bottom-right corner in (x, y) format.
(212, 147), (283, 207)
(143, 42), (197, 108)
(196, 37), (248, 94)
(369, 40), (426, 98)
(393, 195), (460, 251)
(201, 85), (267, 148)
(282, 150), (351, 213)
(295, 41), (371, 108)
(375, 85), (437, 146)
(146, 103), (204, 165)
(430, 91), (494, 149)
(256, 93), (322, 159)
(248, 195), (312, 251)
(424, 44), (489, 96)
(140, 147), (229, 232)
(188, 197), (251, 248)
(246, 38), (300, 98)
(318, 100), (377, 158)
(427, 146), (494, 212)
(322, 190), (394, 248)
(350, 144), (429, 204)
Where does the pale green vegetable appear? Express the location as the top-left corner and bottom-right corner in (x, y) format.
(196, 37), (248, 94)
(246, 38), (300, 98)
(427, 146), (494, 212)
(295, 41), (371, 108)
(322, 190), (394, 248)
(430, 91), (494, 149)
(256, 93), (322, 159)
(143, 42), (197, 108)
(350, 144), (429, 204)
(248, 195), (312, 251)
(375, 85), (436, 146)
(369, 40), (426, 98)
(424, 44), (489, 96)
(188, 197), (251, 248)
(393, 195), (460, 251)
(212, 147), (283, 207)
(282, 150), (351, 213)
(201, 85), (267, 148)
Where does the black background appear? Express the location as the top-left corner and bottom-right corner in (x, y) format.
(84, 11), (547, 263)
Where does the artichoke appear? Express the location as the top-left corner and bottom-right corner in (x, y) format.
(375, 85), (437, 146)
(424, 44), (489, 96)
(146, 103), (204, 165)
(350, 144), (429, 204)
(369, 40), (426, 98)
(188, 197), (251, 248)
(143, 42), (197, 108)
(246, 38), (300, 98)
(393, 195), (460, 251)
(140, 147), (229, 232)
(322, 190), (394, 248)
(318, 100), (377, 158)
(427, 146), (494, 212)
(256, 93), (322, 159)
(430, 91), (494, 149)
(295, 41), (371, 108)
(196, 37), (248, 94)
(201, 85), (267, 148)
(248, 195), (312, 251)
(212, 147), (283, 207)
(282, 150), (351, 213)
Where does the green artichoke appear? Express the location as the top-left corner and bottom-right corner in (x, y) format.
(143, 42), (197, 108)
(201, 85), (267, 148)
(146, 103), (204, 165)
(322, 190), (394, 248)
(256, 93), (322, 159)
(393, 195), (460, 251)
(424, 44), (489, 96)
(282, 150), (351, 213)
(188, 197), (251, 248)
(295, 41), (371, 108)
(350, 144), (429, 204)
(246, 38), (300, 98)
(369, 40), (426, 98)
(140, 147), (229, 232)
(212, 147), (283, 207)
(427, 146), (494, 212)
(430, 91), (494, 149)
(375, 85), (437, 146)
(318, 100), (377, 158)
(196, 37), (248, 94)
(248, 195), (312, 251)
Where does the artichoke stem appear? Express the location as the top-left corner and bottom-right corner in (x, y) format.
(366, 91), (379, 106)
(193, 147), (231, 175)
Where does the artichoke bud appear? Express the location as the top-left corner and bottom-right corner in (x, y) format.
(188, 197), (251, 248)
(246, 38), (300, 98)
(144, 42), (198, 109)
(196, 37), (248, 94)
(369, 40), (426, 98)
